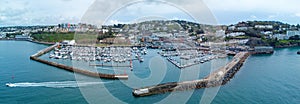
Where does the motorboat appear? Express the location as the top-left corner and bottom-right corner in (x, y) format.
(49, 54), (55, 58)
(54, 55), (62, 59)
(6, 83), (16, 87)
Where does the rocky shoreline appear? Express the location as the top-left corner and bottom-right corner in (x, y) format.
(274, 43), (300, 48)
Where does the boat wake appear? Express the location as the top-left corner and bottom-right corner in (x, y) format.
(5, 81), (111, 88)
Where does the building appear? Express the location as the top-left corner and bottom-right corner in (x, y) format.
(226, 32), (246, 37)
(0, 33), (6, 39)
(216, 30), (225, 37)
(273, 34), (286, 40)
(15, 35), (31, 41)
(237, 27), (248, 31)
(61, 40), (76, 45)
(261, 31), (273, 35)
(228, 26), (236, 30)
(286, 31), (300, 39)
(153, 32), (173, 38)
(253, 46), (274, 54)
(255, 25), (273, 29)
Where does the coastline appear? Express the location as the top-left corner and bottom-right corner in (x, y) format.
(28, 40), (56, 45)
(1, 40), (299, 104)
(274, 44), (300, 48)
(0, 39), (55, 45)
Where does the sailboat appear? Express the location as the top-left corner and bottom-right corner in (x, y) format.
(130, 59), (133, 71)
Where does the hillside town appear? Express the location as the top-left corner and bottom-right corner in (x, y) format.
(1, 20), (300, 54)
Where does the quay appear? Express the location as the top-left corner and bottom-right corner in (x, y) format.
(132, 52), (250, 97)
(166, 58), (201, 69)
(30, 43), (128, 79)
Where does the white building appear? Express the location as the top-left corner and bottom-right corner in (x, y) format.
(0, 33), (5, 38)
(255, 25), (273, 29)
(153, 32), (173, 38)
(237, 27), (248, 31)
(261, 31), (273, 35)
(216, 30), (226, 37)
(61, 40), (76, 45)
(228, 26), (236, 30)
(226, 32), (246, 37)
(286, 31), (300, 39)
(273, 34), (286, 40)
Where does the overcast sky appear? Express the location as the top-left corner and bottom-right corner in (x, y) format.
(1, 0), (300, 26)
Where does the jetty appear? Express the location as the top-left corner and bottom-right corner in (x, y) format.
(89, 64), (131, 67)
(30, 43), (128, 79)
(166, 58), (201, 69)
(132, 52), (250, 97)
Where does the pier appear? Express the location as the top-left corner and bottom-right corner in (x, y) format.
(132, 52), (250, 97)
(89, 64), (131, 67)
(30, 43), (128, 79)
(166, 58), (201, 69)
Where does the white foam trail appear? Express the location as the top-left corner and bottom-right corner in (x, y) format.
(6, 81), (111, 88)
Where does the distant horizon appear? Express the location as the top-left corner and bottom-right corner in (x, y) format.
(0, 19), (298, 28)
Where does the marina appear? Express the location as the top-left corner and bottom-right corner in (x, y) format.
(47, 43), (223, 70)
(48, 45), (146, 63)
(2, 0), (300, 102)
(1, 41), (300, 104)
(132, 52), (250, 97)
(160, 50), (226, 69)
(30, 43), (128, 79)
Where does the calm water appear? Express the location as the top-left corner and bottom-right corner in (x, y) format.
(0, 41), (299, 104)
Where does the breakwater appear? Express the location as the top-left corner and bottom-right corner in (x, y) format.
(30, 43), (128, 79)
(132, 52), (250, 97)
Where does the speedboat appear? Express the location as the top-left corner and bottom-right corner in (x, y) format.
(6, 83), (16, 87)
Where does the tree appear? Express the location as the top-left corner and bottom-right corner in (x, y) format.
(97, 28), (115, 41)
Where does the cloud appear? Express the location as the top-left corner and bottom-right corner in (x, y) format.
(0, 0), (95, 26)
(202, 0), (300, 24)
(203, 0), (300, 13)
(82, 0), (217, 25)
(268, 15), (276, 19)
(2, 0), (300, 26)
(250, 15), (257, 19)
(294, 13), (300, 17)
(108, 20), (130, 25)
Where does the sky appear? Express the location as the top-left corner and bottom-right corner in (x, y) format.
(1, 0), (300, 26)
